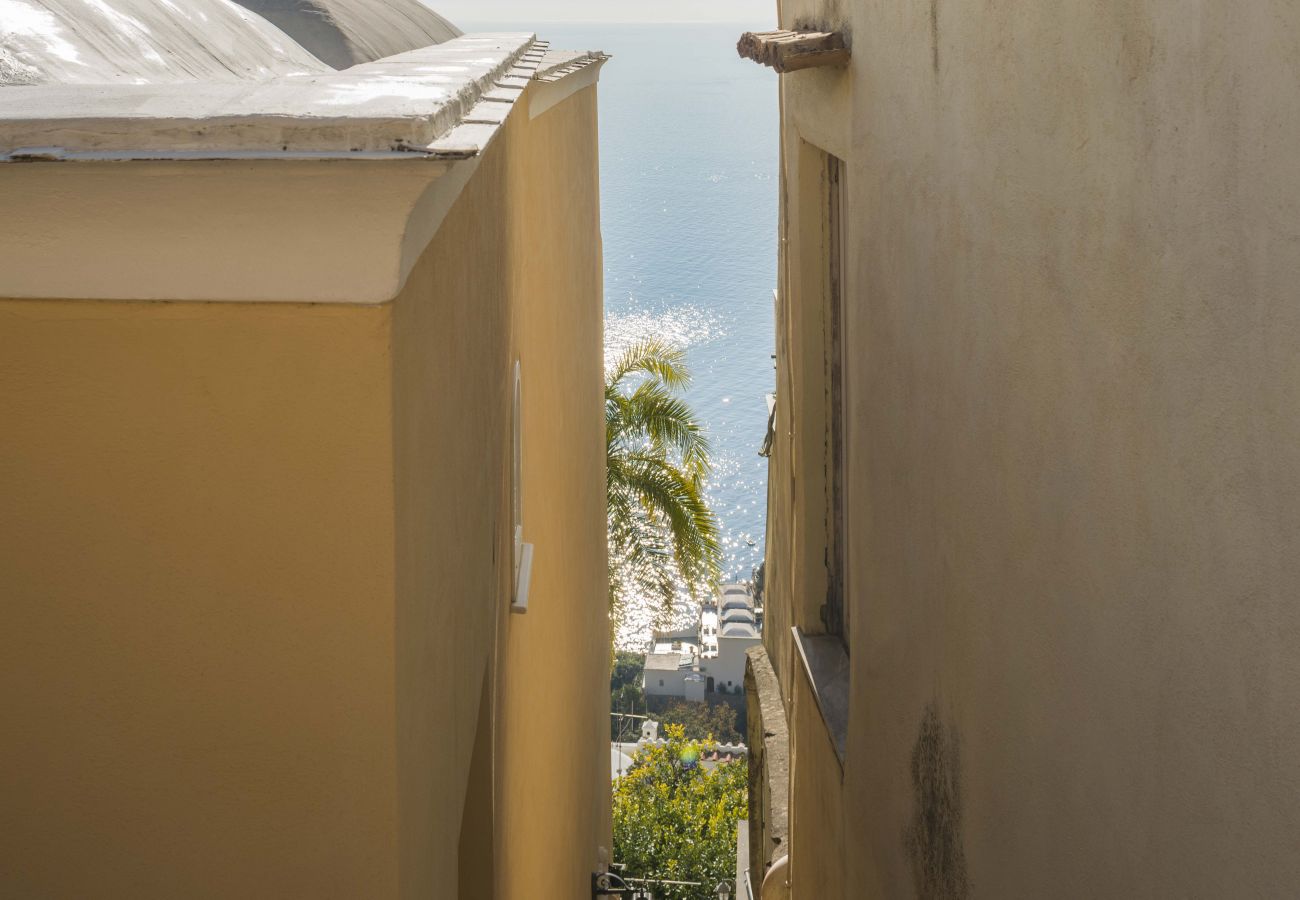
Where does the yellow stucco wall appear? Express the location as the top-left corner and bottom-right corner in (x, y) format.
(763, 1), (1300, 897)
(787, 672), (848, 899)
(0, 74), (609, 899)
(390, 108), (513, 898)
(0, 298), (402, 897)
(495, 81), (612, 900)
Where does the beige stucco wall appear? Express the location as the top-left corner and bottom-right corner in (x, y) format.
(0, 73), (608, 899)
(763, 0), (1300, 896)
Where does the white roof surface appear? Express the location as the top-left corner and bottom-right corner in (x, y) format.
(611, 744), (637, 780)
(0, 0), (329, 85)
(645, 651), (688, 671)
(0, 35), (537, 157)
(227, 0), (461, 70)
(0, 0), (596, 160)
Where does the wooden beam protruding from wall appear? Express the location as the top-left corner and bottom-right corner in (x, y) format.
(736, 29), (849, 73)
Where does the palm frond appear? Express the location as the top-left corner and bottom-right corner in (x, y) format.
(606, 338), (722, 619)
(619, 452), (721, 588)
(606, 339), (692, 392)
(618, 382), (712, 477)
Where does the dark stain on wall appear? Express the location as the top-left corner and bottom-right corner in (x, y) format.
(904, 704), (970, 899)
(792, 2), (849, 41)
(930, 0), (941, 74)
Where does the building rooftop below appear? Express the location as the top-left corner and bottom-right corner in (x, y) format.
(645, 651), (691, 672)
(611, 742), (638, 780)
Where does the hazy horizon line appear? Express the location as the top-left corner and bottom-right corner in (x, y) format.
(458, 19), (768, 26)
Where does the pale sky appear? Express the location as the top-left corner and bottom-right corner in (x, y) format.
(435, 0), (771, 25)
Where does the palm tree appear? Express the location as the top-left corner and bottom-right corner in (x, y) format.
(606, 340), (722, 619)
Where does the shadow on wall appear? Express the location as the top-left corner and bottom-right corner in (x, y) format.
(904, 704), (970, 900)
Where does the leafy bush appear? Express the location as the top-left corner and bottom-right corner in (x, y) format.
(657, 699), (741, 744)
(613, 724), (747, 900)
(612, 651), (645, 692)
(611, 652), (647, 740)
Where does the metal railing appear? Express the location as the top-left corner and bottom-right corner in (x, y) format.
(592, 870), (704, 899)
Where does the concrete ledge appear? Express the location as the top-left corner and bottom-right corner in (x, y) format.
(529, 52), (608, 121)
(744, 645), (789, 891)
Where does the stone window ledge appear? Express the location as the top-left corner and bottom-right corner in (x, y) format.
(792, 627), (849, 765)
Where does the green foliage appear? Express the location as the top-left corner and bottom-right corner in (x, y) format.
(657, 700), (741, 744)
(607, 340), (722, 620)
(612, 725), (748, 900)
(611, 652), (648, 740)
(611, 651), (645, 691)
(611, 686), (646, 741)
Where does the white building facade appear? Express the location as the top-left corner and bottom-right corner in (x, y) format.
(646, 582), (761, 699)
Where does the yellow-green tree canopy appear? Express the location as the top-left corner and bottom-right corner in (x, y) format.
(612, 724), (747, 900)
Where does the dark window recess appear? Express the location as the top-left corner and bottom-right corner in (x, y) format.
(820, 153), (848, 646)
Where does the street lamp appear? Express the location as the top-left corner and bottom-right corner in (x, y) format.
(716, 882), (731, 900)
